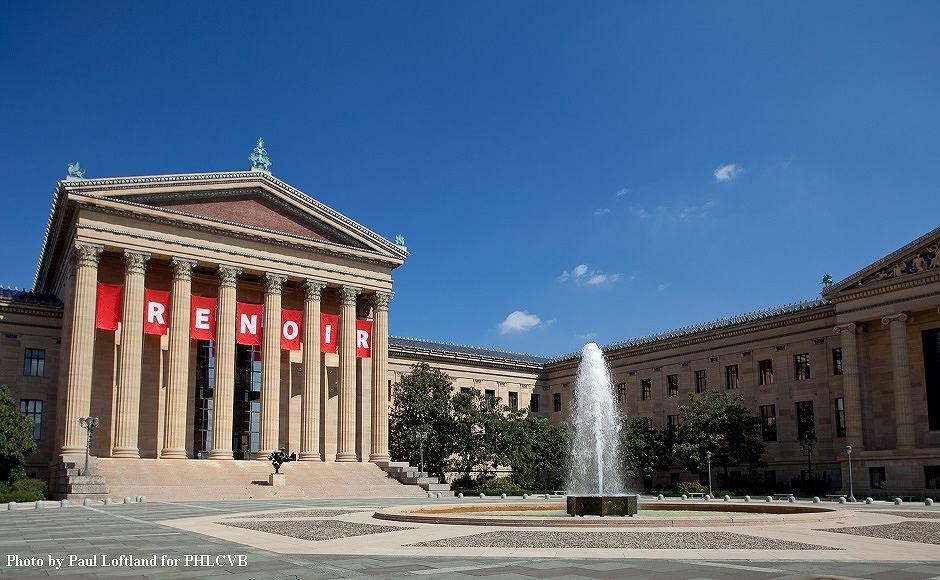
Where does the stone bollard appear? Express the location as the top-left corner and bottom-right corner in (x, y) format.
(103, 497), (113, 505)
(788, 496), (796, 503)
(723, 495), (731, 501)
(7, 502), (15, 511)
(83, 498), (94, 506)
(865, 497), (873, 504)
(139, 496), (147, 504)
(500, 493), (506, 499)
(458, 493), (464, 499)
(894, 498), (903, 505)
(479, 493), (485, 499)
(124, 497), (133, 504)
(766, 496), (773, 502)
(812, 497), (820, 504)
(926, 498), (934, 506)
(35, 501), (45, 509)
(427, 492), (433, 498)
(544, 493), (550, 500)
(744, 495), (751, 502)
(838, 497), (846, 504)
(704, 494), (711, 501)
(523, 493), (528, 499)
(60, 500), (70, 508)
(435, 493), (441, 499)
(681, 494), (687, 501)
(657, 494), (664, 500)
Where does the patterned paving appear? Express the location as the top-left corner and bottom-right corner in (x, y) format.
(221, 518), (412, 541)
(237, 508), (370, 518)
(829, 520), (940, 544)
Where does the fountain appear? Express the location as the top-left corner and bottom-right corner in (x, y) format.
(566, 342), (638, 517)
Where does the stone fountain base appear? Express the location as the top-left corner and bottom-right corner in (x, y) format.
(567, 495), (639, 517)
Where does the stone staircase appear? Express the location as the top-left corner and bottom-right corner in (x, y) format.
(51, 455), (110, 501)
(376, 461), (453, 496)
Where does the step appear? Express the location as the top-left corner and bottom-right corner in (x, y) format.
(377, 461), (410, 469)
(421, 483), (452, 492)
(401, 477), (439, 485)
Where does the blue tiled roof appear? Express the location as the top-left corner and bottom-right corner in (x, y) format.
(0, 286), (62, 307)
(389, 336), (550, 365)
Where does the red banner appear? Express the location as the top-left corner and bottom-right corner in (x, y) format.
(281, 308), (302, 350)
(321, 313), (339, 353)
(356, 319), (373, 358)
(190, 296), (216, 340)
(143, 289), (170, 335)
(95, 283), (122, 331)
(236, 301), (263, 346)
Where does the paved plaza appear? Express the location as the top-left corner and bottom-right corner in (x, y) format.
(2, 496), (940, 579)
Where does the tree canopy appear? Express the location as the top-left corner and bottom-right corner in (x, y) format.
(0, 386), (37, 483)
(673, 390), (766, 477)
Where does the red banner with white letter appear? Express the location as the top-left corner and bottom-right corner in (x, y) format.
(281, 308), (302, 350)
(236, 302), (263, 346)
(143, 289), (170, 335)
(320, 313), (338, 353)
(190, 296), (216, 340)
(95, 283), (122, 331)
(356, 319), (372, 358)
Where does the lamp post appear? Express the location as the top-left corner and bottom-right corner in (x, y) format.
(705, 451), (713, 497)
(845, 445), (856, 502)
(416, 431), (429, 477)
(77, 417), (99, 476)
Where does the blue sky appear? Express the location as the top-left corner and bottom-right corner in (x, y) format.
(2, 2), (938, 357)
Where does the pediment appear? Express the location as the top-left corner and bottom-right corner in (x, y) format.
(825, 226), (940, 297)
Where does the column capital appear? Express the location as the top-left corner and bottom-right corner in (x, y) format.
(340, 285), (361, 306)
(882, 313), (909, 326)
(833, 323), (858, 335)
(304, 279), (326, 300)
(373, 291), (393, 310)
(170, 257), (197, 280)
(217, 265), (242, 288)
(123, 250), (151, 274)
(264, 272), (288, 294)
(73, 242), (103, 268)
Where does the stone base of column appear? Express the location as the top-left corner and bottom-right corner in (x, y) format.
(111, 448), (140, 459)
(160, 448), (187, 459)
(207, 450), (233, 460)
(335, 452), (357, 462)
(298, 452), (322, 461)
(60, 446), (86, 457)
(369, 453), (390, 463)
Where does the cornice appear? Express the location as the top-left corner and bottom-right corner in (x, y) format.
(0, 304), (63, 319)
(388, 345), (545, 373)
(827, 270), (940, 303)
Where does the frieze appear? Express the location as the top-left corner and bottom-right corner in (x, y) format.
(863, 242), (939, 285)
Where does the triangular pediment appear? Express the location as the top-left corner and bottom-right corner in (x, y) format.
(825, 226), (940, 297)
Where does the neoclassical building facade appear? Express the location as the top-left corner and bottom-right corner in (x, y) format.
(2, 161), (939, 496)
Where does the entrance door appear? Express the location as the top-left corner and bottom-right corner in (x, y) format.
(233, 345), (261, 459)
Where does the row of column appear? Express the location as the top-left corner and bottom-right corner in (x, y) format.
(834, 313), (915, 452)
(59, 241), (391, 462)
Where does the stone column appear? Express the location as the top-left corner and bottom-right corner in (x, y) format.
(834, 323), (864, 448)
(336, 285), (360, 462)
(257, 273), (286, 459)
(161, 258), (196, 458)
(60, 242), (103, 456)
(369, 292), (392, 462)
(300, 279), (325, 460)
(882, 313), (915, 448)
(112, 250), (151, 458)
(208, 265), (241, 459)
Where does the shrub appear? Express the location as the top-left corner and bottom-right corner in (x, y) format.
(0, 477), (46, 502)
(454, 476), (528, 496)
(674, 481), (707, 495)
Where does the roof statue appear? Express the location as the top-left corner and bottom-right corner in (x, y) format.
(66, 162), (85, 179)
(821, 273), (833, 288)
(394, 234), (407, 250)
(249, 138), (271, 172)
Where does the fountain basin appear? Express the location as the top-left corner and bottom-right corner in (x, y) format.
(567, 495), (638, 517)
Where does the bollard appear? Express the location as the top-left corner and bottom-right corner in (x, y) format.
(124, 497), (133, 504)
(865, 497), (873, 504)
(103, 497), (113, 505)
(523, 493), (528, 499)
(435, 492), (441, 499)
(458, 492), (464, 499)
(838, 497), (846, 504)
(894, 498), (903, 505)
(500, 493), (506, 499)
(544, 493), (550, 500)
(7, 502), (15, 511)
(766, 496), (773, 502)
(681, 494), (687, 501)
(723, 495), (731, 501)
(744, 495), (751, 502)
(427, 492), (433, 498)
(788, 496), (796, 503)
(926, 498), (934, 506)
(704, 494), (711, 501)
(139, 496), (147, 504)
(35, 501), (45, 509)
(657, 494), (664, 500)
(479, 493), (485, 499)
(812, 497), (820, 504)
(83, 498), (93, 506)
(60, 500), (70, 508)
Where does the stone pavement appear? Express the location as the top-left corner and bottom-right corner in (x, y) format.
(1, 497), (940, 578)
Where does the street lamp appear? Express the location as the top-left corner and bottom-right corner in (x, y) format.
(844, 445), (856, 502)
(705, 451), (713, 497)
(416, 431), (429, 477)
(77, 417), (100, 476)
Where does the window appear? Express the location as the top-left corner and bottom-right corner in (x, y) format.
(725, 365), (739, 389)
(926, 466), (940, 490)
(641, 379), (652, 401)
(794, 353), (811, 380)
(834, 398), (846, 437)
(667, 414), (680, 430)
(667, 374), (679, 397)
(759, 405), (777, 442)
(553, 393), (562, 413)
(695, 369), (707, 393)
(759, 359), (774, 385)
(194, 340), (215, 457)
(764, 470), (776, 486)
(484, 389), (496, 404)
(19, 399), (42, 440)
(23, 348), (45, 377)
(508, 391), (518, 411)
(869, 466), (886, 489)
(617, 382), (626, 404)
(923, 328), (940, 431)
(832, 348), (843, 375)
(670, 472), (680, 486)
(796, 400), (815, 440)
(529, 393), (540, 413)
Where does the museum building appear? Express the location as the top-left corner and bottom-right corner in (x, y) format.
(2, 157), (940, 497)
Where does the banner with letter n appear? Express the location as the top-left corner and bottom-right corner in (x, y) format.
(236, 301), (263, 346)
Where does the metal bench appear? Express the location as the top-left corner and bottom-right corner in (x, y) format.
(688, 492), (705, 499)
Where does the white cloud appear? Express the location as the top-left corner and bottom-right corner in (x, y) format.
(657, 282), (671, 291)
(713, 163), (743, 182)
(577, 332), (598, 341)
(559, 263), (620, 286)
(594, 207), (610, 217)
(499, 310), (543, 334)
(573, 264), (589, 278)
(615, 188), (629, 198)
(585, 273), (621, 285)
(677, 200), (715, 221)
(628, 206), (650, 219)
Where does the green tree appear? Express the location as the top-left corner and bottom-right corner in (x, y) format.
(673, 391), (766, 481)
(505, 416), (567, 490)
(0, 386), (37, 483)
(448, 389), (496, 482)
(622, 417), (661, 484)
(388, 363), (456, 478)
